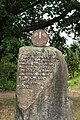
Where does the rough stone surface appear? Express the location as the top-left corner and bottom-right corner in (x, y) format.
(15, 46), (73, 120)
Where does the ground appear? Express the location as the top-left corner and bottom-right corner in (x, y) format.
(0, 92), (15, 120)
(0, 91), (80, 120)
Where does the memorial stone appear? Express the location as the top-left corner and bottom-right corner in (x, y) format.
(15, 30), (73, 120)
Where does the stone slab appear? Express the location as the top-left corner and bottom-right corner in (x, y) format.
(15, 46), (73, 120)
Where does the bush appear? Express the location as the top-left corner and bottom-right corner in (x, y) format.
(0, 81), (16, 91)
(0, 54), (17, 91)
(68, 76), (80, 90)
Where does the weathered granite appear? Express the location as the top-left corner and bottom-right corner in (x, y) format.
(15, 46), (73, 120)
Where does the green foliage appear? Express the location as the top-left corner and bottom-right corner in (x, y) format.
(0, 35), (32, 91)
(0, 54), (16, 91)
(0, 0), (80, 49)
(0, 0), (80, 91)
(68, 76), (80, 90)
(50, 33), (67, 53)
(0, 81), (16, 91)
(0, 0), (80, 55)
(65, 43), (79, 78)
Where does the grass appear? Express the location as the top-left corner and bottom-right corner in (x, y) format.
(68, 76), (80, 120)
(68, 76), (80, 91)
(0, 76), (80, 120)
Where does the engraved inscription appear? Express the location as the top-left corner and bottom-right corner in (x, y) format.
(39, 32), (41, 38)
(34, 32), (38, 37)
(17, 51), (58, 89)
(31, 29), (48, 47)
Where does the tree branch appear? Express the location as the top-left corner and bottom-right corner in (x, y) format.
(10, 0), (44, 15)
(21, 1), (80, 32)
(22, 9), (71, 32)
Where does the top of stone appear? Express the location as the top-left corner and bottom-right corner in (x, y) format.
(31, 29), (48, 47)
